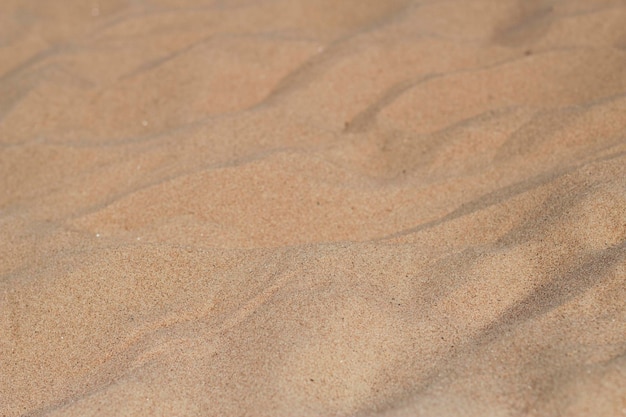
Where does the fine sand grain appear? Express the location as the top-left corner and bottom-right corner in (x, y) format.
(1, 1), (625, 416)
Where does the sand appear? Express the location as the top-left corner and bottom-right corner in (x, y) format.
(1, 0), (625, 416)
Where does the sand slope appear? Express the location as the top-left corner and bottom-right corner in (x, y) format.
(1, 0), (625, 416)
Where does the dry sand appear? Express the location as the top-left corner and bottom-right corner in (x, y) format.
(1, 0), (626, 416)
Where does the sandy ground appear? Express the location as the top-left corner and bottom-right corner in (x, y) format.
(1, 0), (625, 416)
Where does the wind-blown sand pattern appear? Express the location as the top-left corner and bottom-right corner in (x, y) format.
(1, 0), (625, 416)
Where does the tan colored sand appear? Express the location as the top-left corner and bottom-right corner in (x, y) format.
(1, 0), (625, 416)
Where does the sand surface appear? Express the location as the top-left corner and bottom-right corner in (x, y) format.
(1, 0), (626, 416)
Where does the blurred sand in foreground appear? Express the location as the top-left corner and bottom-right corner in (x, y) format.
(1, 0), (625, 416)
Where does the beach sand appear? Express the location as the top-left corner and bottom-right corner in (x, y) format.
(1, 0), (625, 415)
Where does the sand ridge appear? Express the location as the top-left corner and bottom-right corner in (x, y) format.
(1, 0), (625, 416)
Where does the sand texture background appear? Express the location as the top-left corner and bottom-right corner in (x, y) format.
(1, 0), (626, 415)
